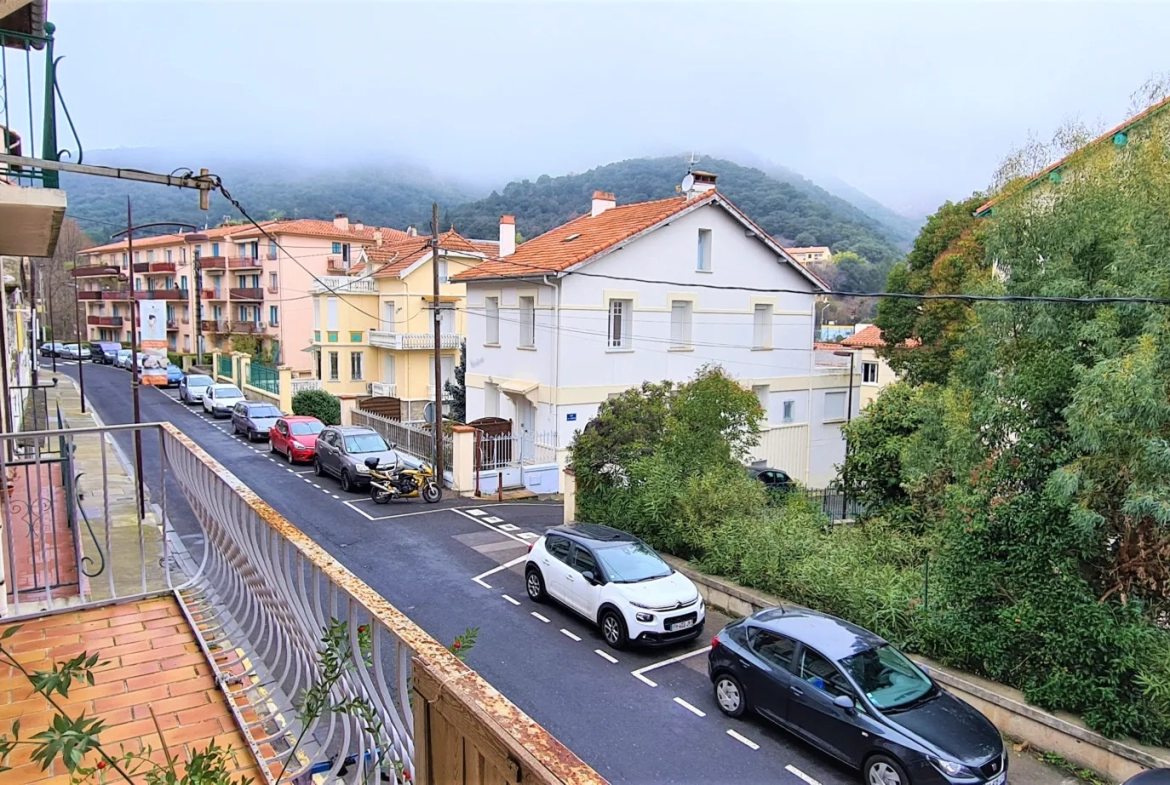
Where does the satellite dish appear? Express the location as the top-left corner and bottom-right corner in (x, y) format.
(423, 401), (436, 424)
(681, 173), (695, 192)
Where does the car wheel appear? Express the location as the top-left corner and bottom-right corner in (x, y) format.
(600, 609), (628, 650)
(865, 755), (910, 785)
(247, 429), (256, 442)
(340, 470), (353, 493)
(713, 673), (747, 718)
(286, 447), (294, 464)
(314, 459), (325, 477)
(525, 567), (546, 603)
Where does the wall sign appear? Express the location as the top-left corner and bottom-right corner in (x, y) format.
(566, 413), (577, 422)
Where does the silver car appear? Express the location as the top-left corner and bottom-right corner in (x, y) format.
(313, 426), (399, 493)
(178, 374), (213, 404)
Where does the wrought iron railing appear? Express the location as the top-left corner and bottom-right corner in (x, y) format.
(217, 354), (233, 379)
(248, 361), (280, 395)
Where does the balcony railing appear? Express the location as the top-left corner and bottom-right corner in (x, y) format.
(70, 265), (121, 278)
(326, 255), (351, 273)
(228, 256), (262, 269)
(86, 315), (123, 327)
(200, 319), (220, 331)
(369, 331), (462, 351)
(369, 381), (397, 397)
(0, 25), (72, 190)
(132, 261), (176, 274)
(229, 287), (264, 300)
(134, 288), (186, 301)
(198, 256), (227, 269)
(77, 291), (102, 300)
(290, 378), (323, 394)
(230, 320), (265, 334)
(309, 275), (379, 294)
(166, 320), (178, 330)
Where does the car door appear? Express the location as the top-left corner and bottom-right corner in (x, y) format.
(272, 420), (287, 453)
(566, 544), (604, 619)
(204, 387), (215, 411)
(787, 645), (872, 767)
(316, 431), (335, 473)
(537, 534), (576, 605)
(741, 628), (799, 726)
(231, 403), (244, 430)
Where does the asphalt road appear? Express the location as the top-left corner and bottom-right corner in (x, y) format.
(50, 359), (861, 785)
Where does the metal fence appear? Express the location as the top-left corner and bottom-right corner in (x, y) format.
(351, 409), (452, 470)
(475, 430), (559, 471)
(803, 486), (866, 522)
(217, 354), (233, 379)
(248, 361), (280, 394)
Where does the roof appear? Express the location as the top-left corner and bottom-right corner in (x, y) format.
(814, 341), (847, 351)
(749, 606), (886, 661)
(839, 325), (919, 350)
(452, 190), (828, 291)
(975, 93), (1170, 216)
(80, 219), (411, 255)
(355, 229), (486, 278)
(784, 246), (832, 256)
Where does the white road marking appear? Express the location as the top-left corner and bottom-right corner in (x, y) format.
(560, 629), (581, 642)
(466, 509), (486, 516)
(302, 478), (313, 483)
(471, 555), (528, 589)
(531, 612), (550, 623)
(499, 523), (520, 532)
(594, 649), (618, 664)
(630, 645), (711, 688)
(501, 594), (521, 606)
(727, 729), (759, 750)
(451, 508), (531, 545)
(484, 516), (504, 524)
(342, 502), (464, 522)
(785, 765), (821, 785)
(518, 532), (539, 540)
(320, 488), (330, 494)
(673, 697), (705, 717)
(331, 494), (340, 499)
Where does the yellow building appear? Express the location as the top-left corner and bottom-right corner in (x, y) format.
(784, 246), (832, 264)
(308, 230), (493, 420)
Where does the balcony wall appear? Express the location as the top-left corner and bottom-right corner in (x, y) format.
(369, 331), (462, 351)
(229, 287), (264, 300)
(86, 315), (122, 326)
(134, 289), (186, 301)
(228, 257), (262, 270)
(71, 265), (120, 278)
(199, 256), (227, 270)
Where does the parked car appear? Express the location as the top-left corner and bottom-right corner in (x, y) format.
(113, 349), (134, 369)
(60, 343), (91, 360)
(165, 364), (185, 387)
(749, 466), (794, 491)
(178, 374), (213, 404)
(270, 415), (324, 463)
(230, 401), (283, 442)
(92, 342), (123, 364)
(525, 523), (706, 650)
(313, 426), (398, 492)
(40, 342), (64, 357)
(708, 607), (1007, 785)
(202, 384), (246, 418)
(1124, 771), (1170, 784)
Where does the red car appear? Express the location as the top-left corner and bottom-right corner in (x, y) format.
(269, 416), (324, 463)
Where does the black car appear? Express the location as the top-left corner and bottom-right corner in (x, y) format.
(1125, 772), (1170, 784)
(749, 466), (794, 491)
(709, 608), (1007, 785)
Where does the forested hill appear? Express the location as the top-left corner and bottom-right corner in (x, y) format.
(444, 157), (906, 264)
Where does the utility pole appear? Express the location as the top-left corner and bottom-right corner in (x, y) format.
(190, 239), (205, 365)
(72, 280), (85, 414)
(431, 202), (444, 481)
(126, 199), (145, 520)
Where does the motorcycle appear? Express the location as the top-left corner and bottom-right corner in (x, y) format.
(365, 454), (443, 505)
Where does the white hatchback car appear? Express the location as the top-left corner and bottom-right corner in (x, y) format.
(525, 523), (705, 650)
(202, 384), (246, 418)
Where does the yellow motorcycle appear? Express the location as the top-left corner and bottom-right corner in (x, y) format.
(365, 454), (442, 504)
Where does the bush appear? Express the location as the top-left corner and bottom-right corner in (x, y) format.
(292, 389), (341, 425)
(167, 352), (195, 369)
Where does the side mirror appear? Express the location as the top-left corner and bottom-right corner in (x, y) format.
(390, 442), (398, 449)
(364, 457), (379, 469)
(581, 570), (598, 585)
(833, 694), (856, 713)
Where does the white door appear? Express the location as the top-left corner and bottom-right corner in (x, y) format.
(382, 354), (395, 384)
(381, 301), (395, 332)
(516, 397), (535, 462)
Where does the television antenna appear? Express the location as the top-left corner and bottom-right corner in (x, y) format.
(686, 152), (700, 171)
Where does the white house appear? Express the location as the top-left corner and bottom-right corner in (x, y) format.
(452, 173), (858, 487)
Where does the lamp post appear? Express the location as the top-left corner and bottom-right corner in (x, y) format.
(68, 280), (85, 413)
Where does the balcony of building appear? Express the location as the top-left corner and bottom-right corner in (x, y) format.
(0, 15), (69, 258)
(86, 314), (122, 327)
(0, 380), (596, 785)
(229, 320), (265, 334)
(202, 288), (226, 301)
(326, 255), (353, 273)
(71, 265), (121, 279)
(229, 287), (264, 301)
(309, 275), (379, 295)
(132, 261), (177, 274)
(167, 319), (178, 331)
(369, 331), (462, 351)
(198, 256), (226, 270)
(227, 256), (262, 270)
(134, 288), (186, 301)
(200, 319), (220, 332)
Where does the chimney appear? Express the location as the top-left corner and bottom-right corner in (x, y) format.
(407, 226), (417, 237)
(354, 220), (365, 231)
(591, 190), (616, 217)
(333, 213), (349, 231)
(685, 171), (718, 199)
(373, 230), (383, 247)
(499, 215), (516, 258)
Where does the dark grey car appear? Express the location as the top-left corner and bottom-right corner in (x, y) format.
(313, 426), (399, 493)
(709, 607), (1007, 785)
(230, 401), (283, 442)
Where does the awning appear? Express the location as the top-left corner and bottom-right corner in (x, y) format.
(499, 379), (539, 402)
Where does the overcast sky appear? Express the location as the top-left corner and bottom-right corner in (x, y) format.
(51, 1), (1170, 216)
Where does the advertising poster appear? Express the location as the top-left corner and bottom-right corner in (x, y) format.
(138, 300), (169, 386)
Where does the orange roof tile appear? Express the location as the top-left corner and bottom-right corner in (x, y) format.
(230, 219), (410, 243)
(364, 230), (487, 278)
(840, 324), (920, 349)
(814, 341), (847, 351)
(80, 222), (280, 255)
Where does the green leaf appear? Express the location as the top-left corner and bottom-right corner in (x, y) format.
(0, 625), (19, 640)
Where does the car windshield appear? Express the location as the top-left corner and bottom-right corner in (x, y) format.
(249, 406), (282, 418)
(839, 644), (933, 710)
(594, 542), (672, 583)
(344, 433), (389, 453)
(118, 351), (130, 358)
(187, 376), (212, 386)
(215, 386), (243, 397)
(291, 421), (323, 435)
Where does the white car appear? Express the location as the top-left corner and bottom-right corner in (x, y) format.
(524, 523), (705, 650)
(60, 343), (92, 360)
(202, 384), (246, 418)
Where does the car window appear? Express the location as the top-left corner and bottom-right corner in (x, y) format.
(544, 535), (572, 563)
(291, 421), (323, 435)
(570, 545), (597, 575)
(798, 648), (853, 699)
(748, 629), (797, 669)
(343, 433), (389, 453)
(592, 541), (671, 583)
(840, 644), (933, 710)
(249, 406), (282, 418)
(759, 471), (777, 483)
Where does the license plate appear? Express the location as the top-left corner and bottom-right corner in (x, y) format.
(987, 773), (1006, 785)
(669, 620), (695, 631)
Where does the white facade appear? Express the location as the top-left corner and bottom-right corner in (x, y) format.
(463, 198), (858, 487)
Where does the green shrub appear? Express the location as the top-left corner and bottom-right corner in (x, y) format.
(292, 389), (341, 425)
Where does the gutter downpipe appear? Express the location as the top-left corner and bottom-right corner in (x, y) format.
(806, 302), (815, 485)
(542, 275), (561, 463)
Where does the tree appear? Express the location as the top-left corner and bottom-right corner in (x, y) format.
(445, 339), (467, 423)
(793, 231), (818, 247)
(37, 218), (91, 341)
(292, 389), (341, 425)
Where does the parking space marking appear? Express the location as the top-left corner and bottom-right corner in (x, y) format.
(501, 594), (521, 606)
(518, 532), (539, 540)
(594, 649), (618, 664)
(560, 629), (581, 642)
(631, 645), (711, 688)
(531, 612), (550, 623)
(331, 494), (340, 499)
(472, 555), (528, 589)
(673, 697), (706, 717)
(452, 508), (531, 545)
(785, 765), (820, 785)
(727, 729), (759, 750)
(466, 509), (486, 516)
(484, 516), (504, 524)
(499, 523), (520, 532)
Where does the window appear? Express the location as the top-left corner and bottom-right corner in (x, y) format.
(332, 242), (341, 254)
(670, 300), (692, 349)
(429, 355), (455, 391)
(545, 535), (572, 563)
(798, 648), (853, 700)
(862, 361), (878, 384)
(381, 300), (396, 332)
(753, 304), (773, 349)
(313, 297), (321, 330)
(782, 399), (795, 423)
(824, 391), (847, 421)
(350, 351), (364, 381)
(570, 546), (597, 575)
(748, 629), (796, 670)
(437, 256), (449, 282)
(268, 240), (277, 259)
(180, 275), (188, 291)
(518, 296), (535, 348)
(484, 382), (499, 417)
(752, 384), (769, 416)
(608, 299), (632, 350)
(147, 250), (155, 262)
(269, 272), (278, 291)
(328, 351), (340, 381)
(269, 306), (279, 325)
(697, 228), (712, 271)
(165, 250), (172, 263)
(342, 243), (351, 262)
(430, 303), (455, 333)
(211, 243), (220, 257)
(485, 296), (500, 344)
(193, 246), (201, 261)
(180, 247), (187, 263)
(134, 251), (141, 263)
(121, 253), (128, 269)
(326, 297), (339, 330)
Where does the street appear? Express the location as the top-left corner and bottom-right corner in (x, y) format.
(52, 359), (864, 785)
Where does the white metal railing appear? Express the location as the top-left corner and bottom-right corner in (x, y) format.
(369, 331), (461, 351)
(369, 382), (397, 397)
(475, 430), (558, 471)
(290, 378), (323, 394)
(309, 275), (379, 295)
(814, 349), (852, 368)
(351, 409), (451, 470)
